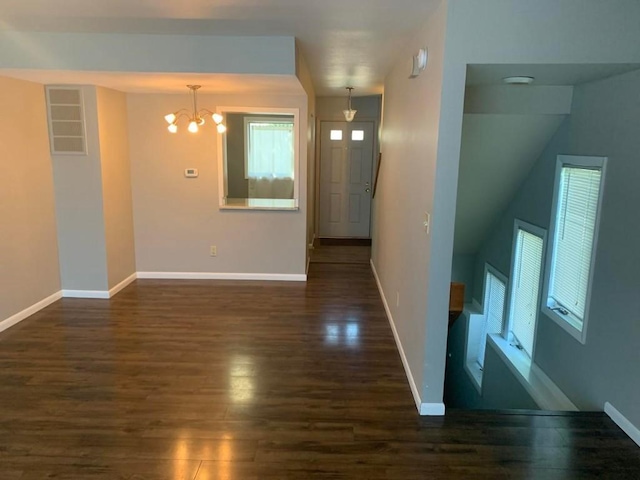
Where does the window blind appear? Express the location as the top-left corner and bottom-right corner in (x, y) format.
(247, 121), (294, 179)
(477, 271), (506, 368)
(511, 229), (544, 357)
(550, 166), (602, 322)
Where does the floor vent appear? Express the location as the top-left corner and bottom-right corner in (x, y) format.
(45, 86), (87, 155)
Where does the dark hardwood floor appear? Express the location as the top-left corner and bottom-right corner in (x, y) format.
(0, 260), (638, 479)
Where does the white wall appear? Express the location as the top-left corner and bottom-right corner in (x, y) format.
(372, 0), (448, 409)
(0, 76), (60, 322)
(128, 92), (308, 276)
(97, 87), (136, 289)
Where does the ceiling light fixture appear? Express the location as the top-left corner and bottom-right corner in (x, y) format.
(409, 48), (428, 79)
(502, 76), (535, 85)
(343, 87), (357, 122)
(164, 85), (226, 134)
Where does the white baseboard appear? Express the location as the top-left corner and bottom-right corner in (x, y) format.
(605, 402), (640, 447)
(137, 271), (307, 282)
(420, 402), (446, 416)
(0, 291), (62, 334)
(62, 290), (110, 299)
(108, 272), (137, 297)
(370, 259), (445, 416)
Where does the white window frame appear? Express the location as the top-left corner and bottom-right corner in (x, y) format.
(505, 219), (547, 359)
(542, 155), (607, 344)
(464, 264), (508, 392)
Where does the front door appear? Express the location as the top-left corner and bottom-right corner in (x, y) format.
(319, 121), (375, 238)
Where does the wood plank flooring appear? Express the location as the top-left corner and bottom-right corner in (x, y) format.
(0, 261), (639, 479)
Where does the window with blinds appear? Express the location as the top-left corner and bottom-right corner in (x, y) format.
(544, 156), (606, 341)
(509, 224), (545, 357)
(477, 269), (506, 368)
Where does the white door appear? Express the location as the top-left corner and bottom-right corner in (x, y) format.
(319, 121), (375, 238)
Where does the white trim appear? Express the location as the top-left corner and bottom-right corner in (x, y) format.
(62, 290), (110, 299)
(370, 259), (445, 416)
(487, 334), (577, 411)
(108, 272), (137, 297)
(137, 271), (307, 282)
(605, 402), (640, 447)
(0, 291), (62, 334)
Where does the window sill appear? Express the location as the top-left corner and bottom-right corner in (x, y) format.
(220, 198), (299, 211)
(487, 334), (577, 411)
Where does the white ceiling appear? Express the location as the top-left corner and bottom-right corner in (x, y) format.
(0, 0), (440, 96)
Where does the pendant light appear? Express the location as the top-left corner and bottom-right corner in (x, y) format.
(343, 87), (357, 122)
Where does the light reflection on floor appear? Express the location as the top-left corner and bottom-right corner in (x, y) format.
(229, 354), (255, 403)
(325, 322), (360, 347)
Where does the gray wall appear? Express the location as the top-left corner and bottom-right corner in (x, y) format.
(52, 86), (110, 291)
(0, 76), (61, 322)
(473, 69), (640, 425)
(226, 113), (249, 198)
(371, 0), (448, 407)
(451, 253), (475, 303)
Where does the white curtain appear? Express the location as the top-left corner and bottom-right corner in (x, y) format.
(247, 122), (294, 179)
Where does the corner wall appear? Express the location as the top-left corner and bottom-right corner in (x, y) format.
(0, 76), (60, 323)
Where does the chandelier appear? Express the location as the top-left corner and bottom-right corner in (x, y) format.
(164, 85), (226, 134)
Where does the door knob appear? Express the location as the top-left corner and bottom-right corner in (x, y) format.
(365, 188), (371, 193)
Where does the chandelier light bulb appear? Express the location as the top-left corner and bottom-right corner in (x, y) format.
(188, 121), (199, 133)
(164, 113), (176, 124)
(217, 123), (227, 134)
(167, 123), (178, 133)
(212, 113), (223, 124)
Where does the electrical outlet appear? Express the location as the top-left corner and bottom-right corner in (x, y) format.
(396, 292), (400, 307)
(423, 212), (431, 234)
(210, 245), (217, 257)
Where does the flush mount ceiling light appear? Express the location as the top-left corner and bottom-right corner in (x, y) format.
(164, 85), (226, 134)
(502, 76), (535, 85)
(343, 87), (357, 122)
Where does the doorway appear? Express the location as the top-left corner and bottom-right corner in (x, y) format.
(318, 121), (375, 238)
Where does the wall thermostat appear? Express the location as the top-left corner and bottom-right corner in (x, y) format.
(184, 168), (198, 178)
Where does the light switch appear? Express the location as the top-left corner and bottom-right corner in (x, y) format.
(185, 168), (198, 178)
